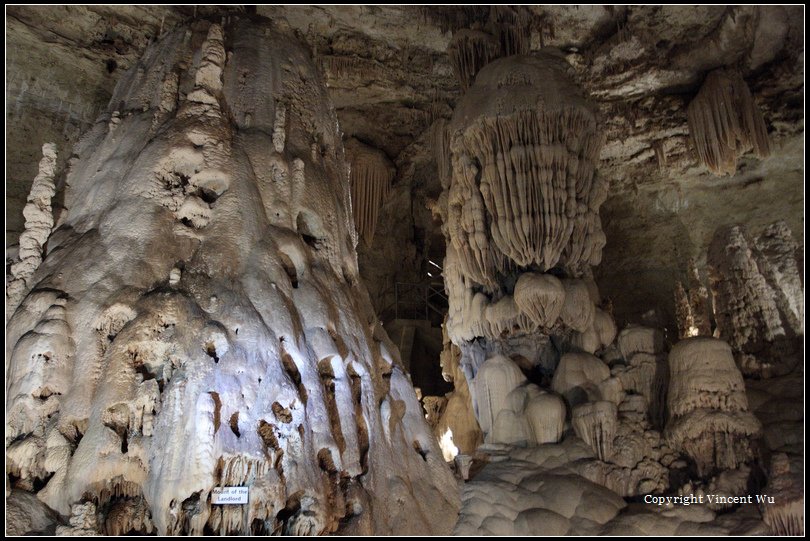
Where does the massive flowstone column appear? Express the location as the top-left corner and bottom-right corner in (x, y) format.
(5, 17), (458, 535)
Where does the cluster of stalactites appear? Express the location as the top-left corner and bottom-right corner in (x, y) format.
(447, 107), (605, 291)
(345, 138), (396, 247)
(687, 68), (770, 176)
(487, 5), (531, 57)
(447, 30), (501, 92)
(447, 6), (531, 92)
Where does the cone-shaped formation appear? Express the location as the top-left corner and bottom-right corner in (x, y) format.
(7, 143), (58, 318)
(687, 69), (770, 176)
(552, 352), (611, 409)
(345, 138), (396, 247)
(666, 338), (761, 477)
(4, 18), (458, 536)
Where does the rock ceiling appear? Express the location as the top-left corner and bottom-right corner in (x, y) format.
(5, 5), (804, 327)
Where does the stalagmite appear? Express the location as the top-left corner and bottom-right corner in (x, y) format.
(551, 352), (611, 408)
(473, 355), (526, 439)
(524, 390), (566, 444)
(6, 143), (58, 319)
(755, 221), (804, 336)
(666, 338), (761, 477)
(344, 138), (396, 247)
(572, 401), (618, 461)
(687, 68), (770, 175)
(433, 326), (483, 456)
(708, 224), (801, 377)
(4, 17), (458, 535)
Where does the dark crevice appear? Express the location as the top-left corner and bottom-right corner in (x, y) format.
(196, 187), (219, 204)
(348, 365), (370, 474)
(413, 440), (428, 461)
(209, 391), (222, 432)
(279, 344), (307, 404)
(229, 411), (240, 437)
(279, 252), (299, 289)
(205, 342), (220, 363)
(276, 492), (303, 526)
(318, 357), (346, 454)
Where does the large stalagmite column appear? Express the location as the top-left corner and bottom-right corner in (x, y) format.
(436, 50), (609, 442)
(5, 17), (458, 535)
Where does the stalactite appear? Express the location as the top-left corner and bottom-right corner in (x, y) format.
(687, 68), (770, 176)
(344, 138), (396, 247)
(447, 29), (501, 91)
(431, 119), (452, 191)
(486, 6), (531, 57)
(513, 272), (565, 328)
(444, 53), (605, 294)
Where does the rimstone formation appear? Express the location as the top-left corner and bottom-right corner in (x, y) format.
(4, 6), (805, 538)
(5, 18), (458, 535)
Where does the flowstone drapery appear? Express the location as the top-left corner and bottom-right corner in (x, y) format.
(344, 138), (395, 247)
(5, 17), (458, 536)
(687, 69), (770, 176)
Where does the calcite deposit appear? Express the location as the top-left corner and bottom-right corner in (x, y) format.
(5, 17), (457, 536)
(6, 143), (58, 319)
(708, 223), (803, 377)
(687, 69), (770, 176)
(344, 138), (396, 247)
(5, 6), (804, 539)
(666, 338), (761, 477)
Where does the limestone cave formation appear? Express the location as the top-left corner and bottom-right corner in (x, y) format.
(5, 5), (805, 537)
